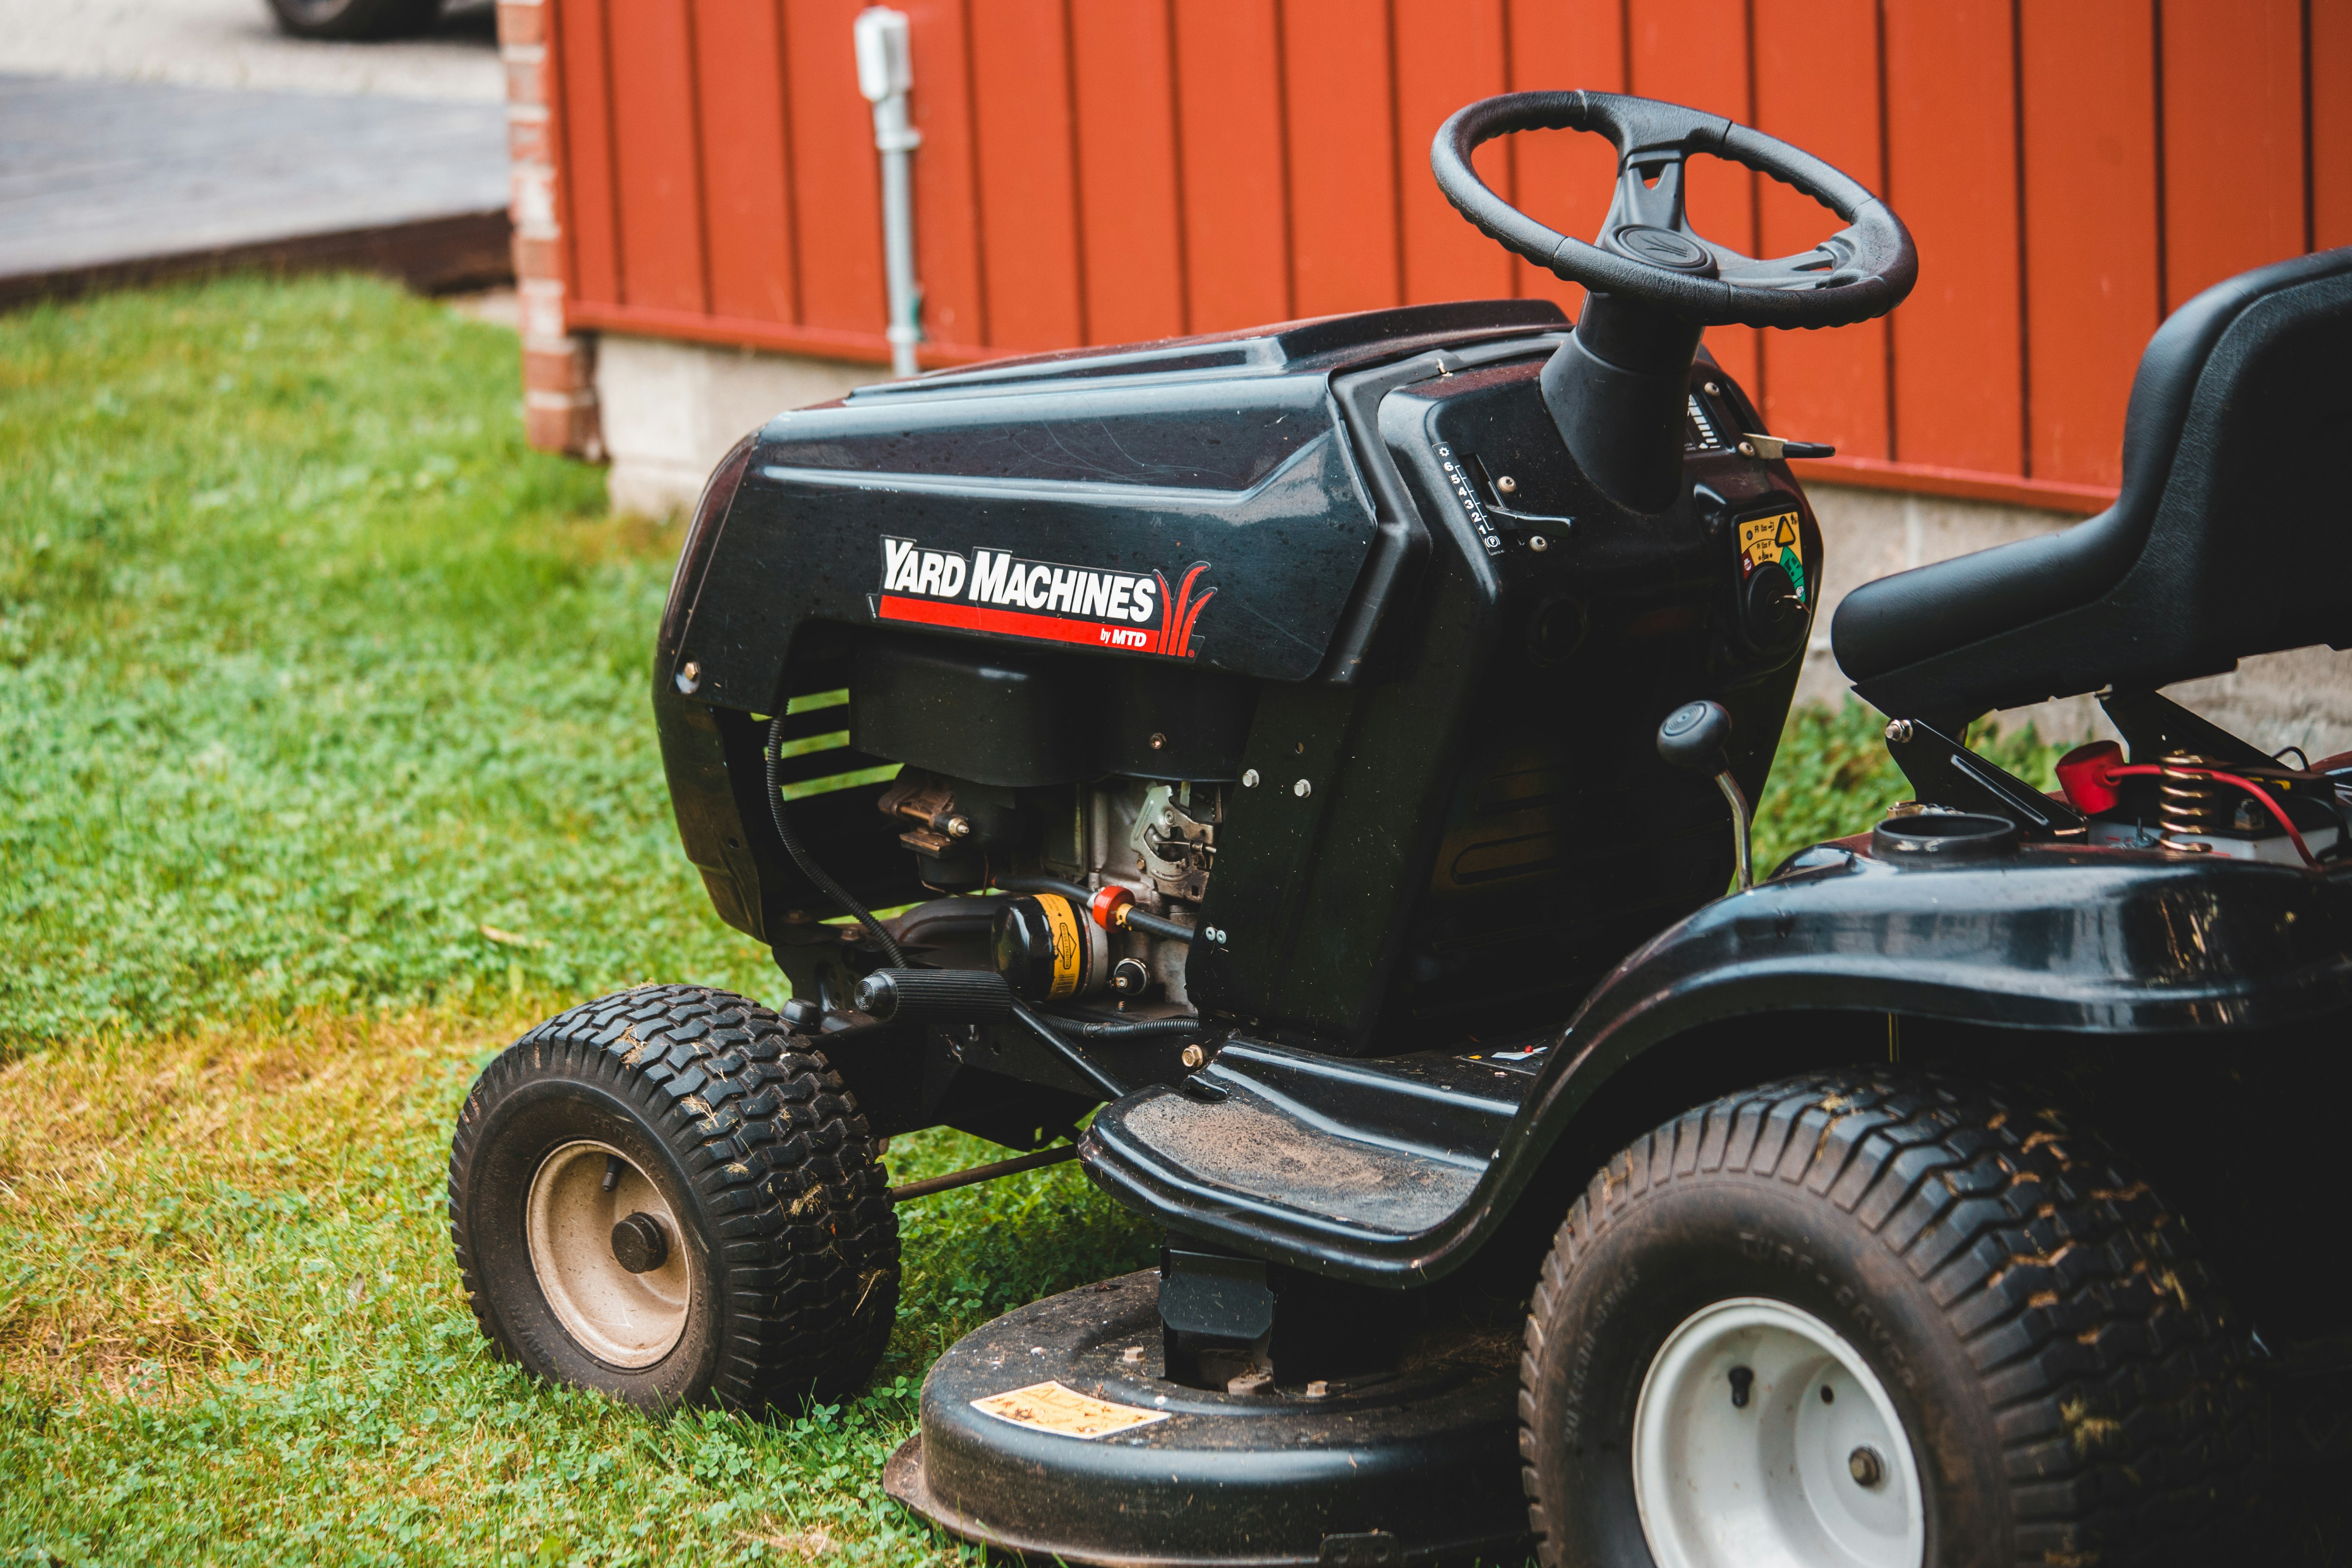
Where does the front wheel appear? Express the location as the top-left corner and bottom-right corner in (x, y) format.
(448, 985), (898, 1412)
(1518, 1072), (2258, 1568)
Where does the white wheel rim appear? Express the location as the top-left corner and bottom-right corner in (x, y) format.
(525, 1139), (692, 1368)
(1632, 1296), (1925, 1568)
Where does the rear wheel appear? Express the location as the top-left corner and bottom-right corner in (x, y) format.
(449, 985), (898, 1412)
(1519, 1072), (2258, 1568)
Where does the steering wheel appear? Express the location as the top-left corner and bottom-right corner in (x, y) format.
(1432, 92), (1915, 329)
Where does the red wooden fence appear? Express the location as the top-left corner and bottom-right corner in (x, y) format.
(546, 0), (2350, 511)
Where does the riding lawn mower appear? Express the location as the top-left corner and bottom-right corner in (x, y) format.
(446, 89), (2352, 1567)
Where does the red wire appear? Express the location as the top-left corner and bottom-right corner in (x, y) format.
(2099, 764), (2319, 868)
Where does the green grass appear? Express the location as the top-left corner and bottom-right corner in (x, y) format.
(0, 274), (2081, 1563)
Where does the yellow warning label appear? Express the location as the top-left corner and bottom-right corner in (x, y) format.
(971, 1381), (1171, 1439)
(1038, 894), (1084, 998)
(1737, 509), (1807, 606)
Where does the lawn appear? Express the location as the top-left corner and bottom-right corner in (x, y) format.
(0, 276), (2075, 1564)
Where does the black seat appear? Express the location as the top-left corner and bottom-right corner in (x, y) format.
(1833, 247), (2352, 724)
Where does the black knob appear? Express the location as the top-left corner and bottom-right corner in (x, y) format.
(610, 1211), (670, 1274)
(1657, 699), (1733, 774)
(851, 971), (901, 1020)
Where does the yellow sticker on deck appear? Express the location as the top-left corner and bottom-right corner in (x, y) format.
(970, 1380), (1171, 1439)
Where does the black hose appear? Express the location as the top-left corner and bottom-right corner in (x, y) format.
(766, 715), (905, 966)
(1043, 1014), (1204, 1041)
(993, 875), (1194, 944)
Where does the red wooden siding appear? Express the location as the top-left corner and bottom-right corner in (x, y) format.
(552, 0), (2340, 510)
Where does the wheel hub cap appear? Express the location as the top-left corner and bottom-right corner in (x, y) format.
(525, 1140), (691, 1367)
(1632, 1296), (1924, 1568)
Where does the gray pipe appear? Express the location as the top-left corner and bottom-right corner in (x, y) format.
(854, 8), (923, 379)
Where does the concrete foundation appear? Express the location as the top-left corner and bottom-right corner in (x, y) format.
(595, 334), (874, 519)
(591, 334), (2350, 761)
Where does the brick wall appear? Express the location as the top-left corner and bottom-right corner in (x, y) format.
(499, 0), (600, 460)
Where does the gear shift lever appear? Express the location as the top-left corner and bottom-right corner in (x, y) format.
(1657, 700), (1752, 891)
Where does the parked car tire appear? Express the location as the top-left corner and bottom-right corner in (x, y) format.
(448, 984), (898, 1413)
(266, 0), (445, 41)
(1518, 1071), (2258, 1568)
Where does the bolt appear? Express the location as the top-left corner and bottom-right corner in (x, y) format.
(1149, 732), (1166, 750)
(1530, 534), (1550, 553)
(1497, 475), (1519, 494)
(1241, 769), (1260, 787)
(1704, 381), (1721, 395)
(1121, 1346), (1146, 1365)
(1885, 719), (1914, 744)
(1848, 1446), (1885, 1488)
(1737, 439), (1757, 457)
(674, 660), (701, 694)
(946, 815), (972, 838)
(1180, 1044), (1205, 1069)
(1293, 778), (1311, 798)
(1304, 1379), (1330, 1399)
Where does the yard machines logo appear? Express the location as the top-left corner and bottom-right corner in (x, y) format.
(875, 538), (1216, 657)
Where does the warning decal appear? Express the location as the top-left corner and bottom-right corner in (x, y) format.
(970, 1381), (1171, 1440)
(1736, 510), (1807, 607)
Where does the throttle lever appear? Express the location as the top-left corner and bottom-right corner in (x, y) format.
(1658, 699), (1753, 891)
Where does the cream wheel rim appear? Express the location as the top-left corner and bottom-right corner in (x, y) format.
(1632, 1295), (1925, 1568)
(525, 1139), (692, 1368)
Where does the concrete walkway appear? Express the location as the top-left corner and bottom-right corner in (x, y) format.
(0, 74), (509, 305)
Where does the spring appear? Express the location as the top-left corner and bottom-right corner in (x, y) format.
(2156, 752), (2229, 850)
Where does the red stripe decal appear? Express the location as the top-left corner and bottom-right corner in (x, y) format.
(877, 594), (1162, 652)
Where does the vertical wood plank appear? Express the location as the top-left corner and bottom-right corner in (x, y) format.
(1751, 0), (1886, 457)
(901, 0), (986, 354)
(553, 0), (621, 306)
(1283, 0), (1401, 318)
(1172, 0), (1291, 332)
(1505, 0), (1626, 319)
(2318, 0), (2352, 251)
(604, 3), (708, 313)
(1626, 0), (1758, 392)
(967, 0), (1084, 350)
(784, 0), (886, 335)
(693, 0), (796, 324)
(2161, 0), (2306, 308)
(2019, 3), (2159, 488)
(1393, 0), (1513, 306)
(1882, 0), (2021, 474)
(1070, 0), (1184, 343)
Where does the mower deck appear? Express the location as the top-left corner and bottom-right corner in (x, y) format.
(884, 1269), (1531, 1566)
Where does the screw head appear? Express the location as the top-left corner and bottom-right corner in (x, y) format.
(1848, 1446), (1885, 1488)
(1241, 769), (1260, 787)
(1497, 475), (1518, 494)
(1704, 380), (1721, 395)
(1149, 732), (1166, 750)
(1884, 719), (1914, 744)
(1180, 1044), (1205, 1069)
(1737, 439), (1757, 457)
(674, 660), (701, 694)
(1293, 778), (1312, 798)
(1530, 534), (1550, 552)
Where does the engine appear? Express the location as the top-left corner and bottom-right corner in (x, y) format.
(651, 296), (1822, 1091)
